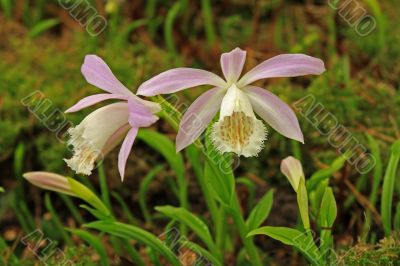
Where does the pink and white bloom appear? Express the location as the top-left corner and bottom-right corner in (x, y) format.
(137, 48), (325, 157)
(280, 156), (305, 192)
(64, 55), (161, 180)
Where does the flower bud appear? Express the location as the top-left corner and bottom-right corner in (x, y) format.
(280, 156), (305, 192)
(23, 172), (76, 197)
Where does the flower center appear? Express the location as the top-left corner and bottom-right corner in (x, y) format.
(211, 84), (267, 157)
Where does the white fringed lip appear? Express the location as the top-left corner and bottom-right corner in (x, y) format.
(64, 102), (130, 175)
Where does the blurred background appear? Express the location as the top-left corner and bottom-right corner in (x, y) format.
(0, 0), (399, 265)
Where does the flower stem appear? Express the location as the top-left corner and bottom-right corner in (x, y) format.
(229, 196), (262, 266)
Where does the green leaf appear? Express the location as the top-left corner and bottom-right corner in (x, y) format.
(0, 187), (4, 193)
(246, 189), (274, 231)
(139, 165), (164, 223)
(67, 229), (109, 266)
(319, 187), (337, 227)
(247, 226), (322, 265)
(297, 179), (310, 230)
(237, 177), (256, 210)
(318, 187), (337, 259)
(306, 155), (347, 191)
(204, 160), (233, 206)
(137, 129), (187, 208)
(0, 0), (13, 19)
(181, 241), (222, 266)
(79, 205), (113, 221)
(68, 178), (110, 216)
(13, 142), (25, 179)
(203, 129), (235, 206)
(394, 203), (400, 231)
(84, 221), (180, 266)
(111, 192), (138, 225)
(366, 134), (382, 206)
(155, 205), (216, 251)
(44, 194), (72, 245)
(29, 19), (60, 38)
(381, 140), (400, 236)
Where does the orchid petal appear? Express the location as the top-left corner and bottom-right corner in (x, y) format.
(128, 99), (159, 128)
(65, 93), (128, 113)
(81, 55), (133, 96)
(129, 95), (161, 114)
(176, 87), (225, 152)
(220, 48), (246, 83)
(238, 54), (325, 87)
(118, 127), (138, 181)
(243, 86), (304, 143)
(137, 68), (227, 96)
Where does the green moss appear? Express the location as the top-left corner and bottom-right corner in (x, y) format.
(336, 233), (400, 266)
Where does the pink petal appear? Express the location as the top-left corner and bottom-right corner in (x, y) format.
(243, 86), (304, 143)
(238, 54), (325, 87)
(118, 127), (138, 181)
(137, 68), (226, 96)
(81, 55), (133, 96)
(129, 95), (161, 114)
(128, 99), (159, 128)
(65, 93), (128, 113)
(220, 48), (246, 83)
(176, 87), (225, 152)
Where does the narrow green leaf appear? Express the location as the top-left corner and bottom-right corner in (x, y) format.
(164, 2), (181, 53)
(60, 194), (85, 224)
(68, 178), (110, 216)
(204, 161), (233, 206)
(246, 189), (274, 231)
(29, 19), (60, 38)
(394, 203), (400, 231)
(201, 0), (216, 45)
(44, 194), (72, 245)
(307, 155), (347, 191)
(155, 205), (216, 251)
(137, 130), (187, 209)
(318, 187), (337, 259)
(237, 177), (256, 210)
(0, 0), (13, 19)
(381, 140), (400, 236)
(98, 164), (111, 210)
(67, 229), (109, 266)
(84, 221), (180, 266)
(297, 179), (310, 230)
(203, 129), (235, 206)
(139, 165), (164, 223)
(248, 226), (300, 245)
(247, 226), (322, 265)
(79, 205), (113, 221)
(319, 187), (337, 227)
(181, 241), (222, 266)
(13, 142), (25, 179)
(186, 145), (219, 227)
(366, 134), (382, 206)
(111, 192), (138, 225)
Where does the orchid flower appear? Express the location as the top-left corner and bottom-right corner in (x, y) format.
(64, 55), (161, 180)
(280, 156), (305, 193)
(137, 48), (325, 156)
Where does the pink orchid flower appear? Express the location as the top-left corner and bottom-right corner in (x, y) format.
(137, 48), (325, 157)
(64, 55), (161, 180)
